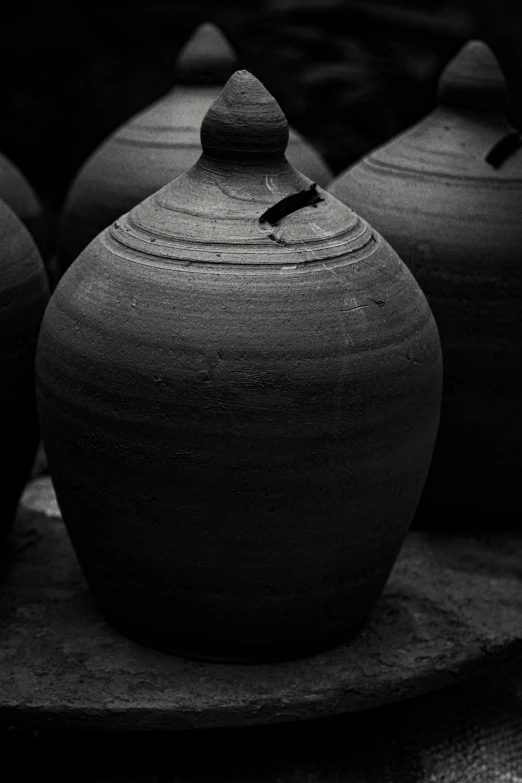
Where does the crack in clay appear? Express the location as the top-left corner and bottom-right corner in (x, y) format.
(322, 263), (345, 282)
(265, 175), (276, 194)
(259, 184), (324, 226)
(296, 238), (319, 260)
(341, 304), (370, 313)
(266, 228), (287, 245)
(213, 177), (262, 203)
(360, 253), (402, 285)
(485, 132), (522, 168)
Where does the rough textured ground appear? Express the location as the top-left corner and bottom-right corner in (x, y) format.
(0, 661), (521, 781)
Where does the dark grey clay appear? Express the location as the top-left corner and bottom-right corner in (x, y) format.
(329, 40), (522, 531)
(0, 199), (49, 544)
(36, 71), (442, 662)
(0, 151), (48, 256)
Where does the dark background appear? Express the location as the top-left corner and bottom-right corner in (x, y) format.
(1, 1), (521, 220)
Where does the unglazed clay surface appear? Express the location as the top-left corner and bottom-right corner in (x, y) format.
(57, 23), (332, 275)
(329, 40), (522, 530)
(0, 151), (47, 254)
(0, 475), (521, 731)
(0, 200), (49, 543)
(37, 71), (442, 662)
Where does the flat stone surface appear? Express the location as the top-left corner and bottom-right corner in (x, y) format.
(0, 475), (521, 732)
(2, 661), (522, 782)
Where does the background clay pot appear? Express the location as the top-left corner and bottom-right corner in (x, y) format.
(57, 22), (333, 279)
(36, 70), (442, 663)
(0, 199), (49, 545)
(0, 151), (49, 258)
(329, 40), (522, 531)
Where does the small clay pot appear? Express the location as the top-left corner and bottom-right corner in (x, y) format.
(57, 22), (333, 278)
(329, 40), (522, 531)
(0, 199), (49, 545)
(37, 71), (442, 662)
(0, 151), (49, 257)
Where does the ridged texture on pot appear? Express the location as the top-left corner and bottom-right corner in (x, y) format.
(329, 40), (522, 531)
(0, 199), (49, 543)
(0, 151), (48, 255)
(37, 70), (442, 662)
(57, 23), (333, 277)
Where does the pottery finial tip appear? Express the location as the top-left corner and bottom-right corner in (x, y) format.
(176, 22), (237, 82)
(438, 39), (508, 110)
(200, 70), (290, 161)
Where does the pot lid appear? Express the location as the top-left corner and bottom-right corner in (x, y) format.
(437, 39), (508, 113)
(105, 70), (366, 268)
(174, 22), (237, 84)
(330, 40), (521, 184)
(58, 25), (332, 277)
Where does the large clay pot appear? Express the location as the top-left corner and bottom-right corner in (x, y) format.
(57, 22), (333, 278)
(0, 199), (49, 544)
(36, 71), (442, 663)
(329, 40), (522, 530)
(0, 151), (48, 256)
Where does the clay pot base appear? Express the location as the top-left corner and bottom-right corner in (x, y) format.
(98, 610), (368, 666)
(1, 475), (521, 732)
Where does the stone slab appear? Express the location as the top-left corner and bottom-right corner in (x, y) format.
(0, 475), (521, 731)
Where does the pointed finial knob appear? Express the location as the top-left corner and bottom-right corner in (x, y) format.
(438, 40), (508, 111)
(200, 70), (289, 161)
(176, 22), (237, 84)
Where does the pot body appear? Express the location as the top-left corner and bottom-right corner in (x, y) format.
(330, 107), (522, 529)
(0, 200), (49, 543)
(37, 156), (441, 662)
(58, 87), (332, 276)
(0, 152), (48, 256)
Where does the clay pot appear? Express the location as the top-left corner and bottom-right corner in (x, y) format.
(0, 151), (49, 257)
(0, 199), (49, 544)
(57, 22), (332, 278)
(329, 41), (522, 531)
(36, 71), (442, 662)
